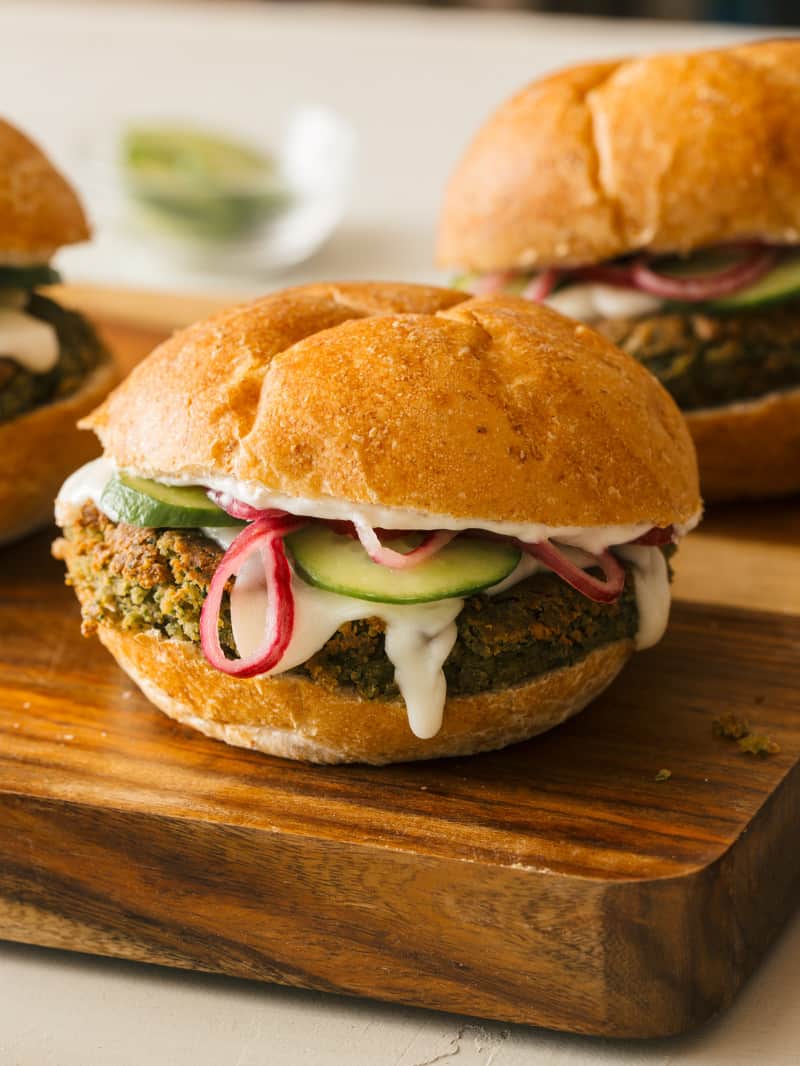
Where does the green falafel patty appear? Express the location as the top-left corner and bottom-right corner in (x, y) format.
(0, 292), (108, 423)
(54, 502), (641, 702)
(596, 303), (800, 412)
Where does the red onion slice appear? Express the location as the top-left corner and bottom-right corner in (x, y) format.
(471, 270), (516, 296)
(208, 490), (289, 523)
(574, 262), (637, 287)
(630, 247), (778, 301)
(323, 520), (409, 543)
(354, 523), (456, 570)
(521, 539), (626, 604)
(629, 525), (675, 546)
(199, 514), (302, 678)
(521, 269), (559, 302)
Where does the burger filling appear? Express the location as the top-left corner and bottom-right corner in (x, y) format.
(55, 501), (647, 700)
(461, 245), (800, 411)
(0, 269), (107, 423)
(56, 459), (693, 740)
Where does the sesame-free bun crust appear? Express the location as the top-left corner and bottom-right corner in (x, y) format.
(83, 282), (700, 528)
(686, 387), (800, 502)
(437, 39), (800, 271)
(0, 359), (116, 546)
(96, 623), (633, 764)
(0, 118), (89, 260)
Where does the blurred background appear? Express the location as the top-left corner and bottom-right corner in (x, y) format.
(4, 0), (798, 298)
(414, 1), (796, 18)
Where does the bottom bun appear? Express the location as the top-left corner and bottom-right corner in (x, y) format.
(687, 387), (800, 502)
(98, 624), (633, 765)
(0, 359), (117, 546)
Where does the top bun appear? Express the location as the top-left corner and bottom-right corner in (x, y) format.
(0, 118), (89, 261)
(83, 281), (700, 528)
(438, 39), (800, 271)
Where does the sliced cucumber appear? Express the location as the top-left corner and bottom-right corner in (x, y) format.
(706, 253), (800, 310)
(285, 526), (521, 604)
(100, 473), (244, 528)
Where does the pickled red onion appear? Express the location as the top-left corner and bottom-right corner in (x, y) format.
(354, 523), (456, 570)
(199, 514), (303, 677)
(574, 262), (637, 287)
(521, 269), (559, 301)
(471, 271), (515, 296)
(630, 247), (777, 301)
(475, 244), (781, 305)
(521, 540), (625, 604)
(207, 490), (288, 523)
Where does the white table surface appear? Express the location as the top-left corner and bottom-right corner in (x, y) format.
(1, 3), (798, 1064)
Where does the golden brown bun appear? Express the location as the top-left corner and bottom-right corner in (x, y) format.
(0, 359), (117, 546)
(96, 623), (633, 764)
(686, 388), (800, 502)
(0, 118), (89, 259)
(438, 39), (800, 271)
(83, 281), (700, 528)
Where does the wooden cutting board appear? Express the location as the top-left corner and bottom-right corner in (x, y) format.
(1, 287), (799, 1039)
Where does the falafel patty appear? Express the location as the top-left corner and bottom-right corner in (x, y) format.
(0, 293), (108, 423)
(596, 302), (800, 411)
(54, 503), (641, 701)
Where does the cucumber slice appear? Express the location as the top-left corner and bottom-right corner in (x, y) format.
(285, 526), (521, 604)
(100, 473), (245, 528)
(705, 253), (800, 310)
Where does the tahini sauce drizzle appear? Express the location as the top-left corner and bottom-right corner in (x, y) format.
(226, 535), (462, 738)
(545, 283), (663, 322)
(0, 304), (59, 373)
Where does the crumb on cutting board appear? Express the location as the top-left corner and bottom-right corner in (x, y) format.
(713, 713), (780, 756)
(738, 734), (781, 756)
(712, 714), (750, 740)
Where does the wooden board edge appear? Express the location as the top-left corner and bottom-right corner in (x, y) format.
(3, 775), (798, 1039)
(602, 757), (800, 1036)
(47, 283), (238, 334)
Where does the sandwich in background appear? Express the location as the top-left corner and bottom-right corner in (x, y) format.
(0, 118), (115, 544)
(438, 40), (800, 501)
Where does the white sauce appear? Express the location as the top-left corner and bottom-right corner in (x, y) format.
(57, 458), (691, 739)
(383, 606), (460, 739)
(0, 306), (59, 373)
(228, 555), (462, 739)
(615, 544), (671, 651)
(545, 283), (663, 323)
(56, 457), (116, 522)
(161, 472), (698, 551)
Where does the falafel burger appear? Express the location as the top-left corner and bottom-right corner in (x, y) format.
(0, 117), (114, 544)
(54, 282), (700, 765)
(437, 39), (800, 501)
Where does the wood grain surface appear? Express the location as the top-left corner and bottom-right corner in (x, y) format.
(1, 289), (799, 1039)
